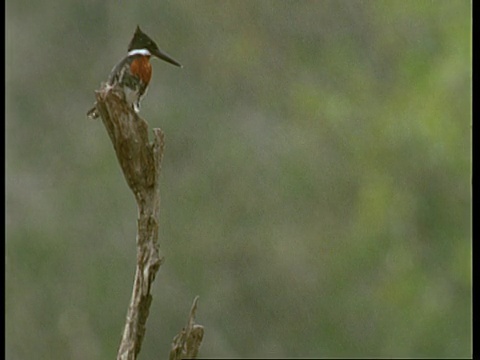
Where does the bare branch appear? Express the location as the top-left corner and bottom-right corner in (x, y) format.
(92, 85), (204, 360)
(94, 86), (165, 360)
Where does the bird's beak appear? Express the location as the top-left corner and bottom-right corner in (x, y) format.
(152, 48), (182, 67)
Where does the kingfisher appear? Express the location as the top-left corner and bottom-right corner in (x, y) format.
(87, 26), (182, 119)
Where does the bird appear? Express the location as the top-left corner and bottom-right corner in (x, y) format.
(87, 26), (182, 119)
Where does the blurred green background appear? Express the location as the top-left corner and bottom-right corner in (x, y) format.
(6, 1), (471, 358)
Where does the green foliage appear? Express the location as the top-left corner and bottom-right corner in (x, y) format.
(6, 1), (471, 358)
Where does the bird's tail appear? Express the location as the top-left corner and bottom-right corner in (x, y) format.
(86, 106), (99, 119)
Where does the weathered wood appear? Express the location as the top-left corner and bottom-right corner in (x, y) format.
(94, 86), (165, 360)
(91, 85), (203, 359)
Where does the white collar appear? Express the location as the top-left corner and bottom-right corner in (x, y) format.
(128, 49), (151, 57)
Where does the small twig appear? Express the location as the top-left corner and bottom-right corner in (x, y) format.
(169, 296), (205, 360)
